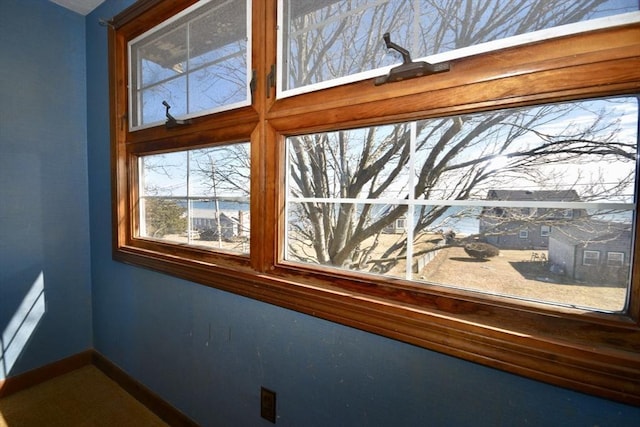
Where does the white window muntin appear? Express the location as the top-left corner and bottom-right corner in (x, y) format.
(286, 198), (634, 212)
(128, 0), (252, 131)
(277, 7), (640, 99)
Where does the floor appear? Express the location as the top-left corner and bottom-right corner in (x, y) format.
(0, 365), (169, 426)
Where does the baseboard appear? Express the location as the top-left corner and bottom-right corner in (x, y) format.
(0, 349), (199, 427)
(0, 350), (93, 398)
(91, 351), (199, 427)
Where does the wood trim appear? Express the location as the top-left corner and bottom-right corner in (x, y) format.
(267, 26), (640, 133)
(92, 351), (199, 427)
(268, 25), (640, 118)
(0, 350), (93, 398)
(109, 23), (129, 257)
(124, 108), (259, 147)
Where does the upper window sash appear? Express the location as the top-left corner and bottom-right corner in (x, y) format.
(277, 0), (640, 99)
(128, 0), (252, 131)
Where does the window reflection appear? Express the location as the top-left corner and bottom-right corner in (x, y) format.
(285, 97), (638, 311)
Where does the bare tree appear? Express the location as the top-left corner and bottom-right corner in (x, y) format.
(281, 1), (637, 273)
(191, 145), (251, 197)
(287, 99), (635, 271)
(284, 0), (623, 90)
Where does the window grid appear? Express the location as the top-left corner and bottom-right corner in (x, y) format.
(608, 251), (625, 266)
(283, 98), (636, 311)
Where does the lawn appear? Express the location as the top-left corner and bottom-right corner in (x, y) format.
(418, 247), (627, 312)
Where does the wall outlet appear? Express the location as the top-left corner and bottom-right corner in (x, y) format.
(260, 387), (276, 423)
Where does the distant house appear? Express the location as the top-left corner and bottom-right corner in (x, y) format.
(191, 208), (249, 240)
(383, 215), (407, 234)
(479, 189), (583, 249)
(548, 220), (632, 285)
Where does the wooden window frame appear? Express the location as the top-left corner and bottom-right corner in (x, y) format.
(110, 0), (640, 405)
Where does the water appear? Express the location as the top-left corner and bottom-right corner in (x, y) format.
(191, 200), (249, 211)
(431, 207), (480, 235)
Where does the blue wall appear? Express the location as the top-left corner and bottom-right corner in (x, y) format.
(1, 0), (636, 425)
(84, 2), (640, 425)
(0, 0), (92, 378)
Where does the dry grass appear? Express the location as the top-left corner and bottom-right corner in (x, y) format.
(419, 247), (627, 311)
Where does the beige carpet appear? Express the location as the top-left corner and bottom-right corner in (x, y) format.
(0, 365), (169, 426)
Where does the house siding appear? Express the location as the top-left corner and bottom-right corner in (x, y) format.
(549, 226), (632, 285)
(479, 190), (581, 250)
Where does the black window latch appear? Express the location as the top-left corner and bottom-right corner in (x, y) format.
(162, 101), (192, 128)
(374, 32), (450, 86)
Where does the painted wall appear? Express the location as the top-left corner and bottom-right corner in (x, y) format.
(65, 0), (640, 425)
(0, 0), (92, 379)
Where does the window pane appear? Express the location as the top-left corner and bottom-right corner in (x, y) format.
(280, 0), (639, 92)
(140, 76), (188, 125)
(285, 96), (638, 311)
(583, 250), (601, 265)
(607, 252), (625, 266)
(129, 0), (250, 130)
(139, 144), (250, 254)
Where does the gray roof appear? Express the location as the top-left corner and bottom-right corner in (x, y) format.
(486, 189), (580, 201)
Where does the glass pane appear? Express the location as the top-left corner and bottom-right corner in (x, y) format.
(286, 202), (410, 268)
(287, 124), (411, 199)
(139, 144), (250, 255)
(189, 61), (248, 113)
(140, 151), (188, 197)
(140, 76), (187, 125)
(141, 197), (188, 242)
(137, 26), (187, 87)
(129, 0), (250, 129)
(285, 96), (638, 312)
(281, 0), (639, 92)
(188, 3), (247, 69)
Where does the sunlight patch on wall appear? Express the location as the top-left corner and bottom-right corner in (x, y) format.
(1, 272), (46, 378)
